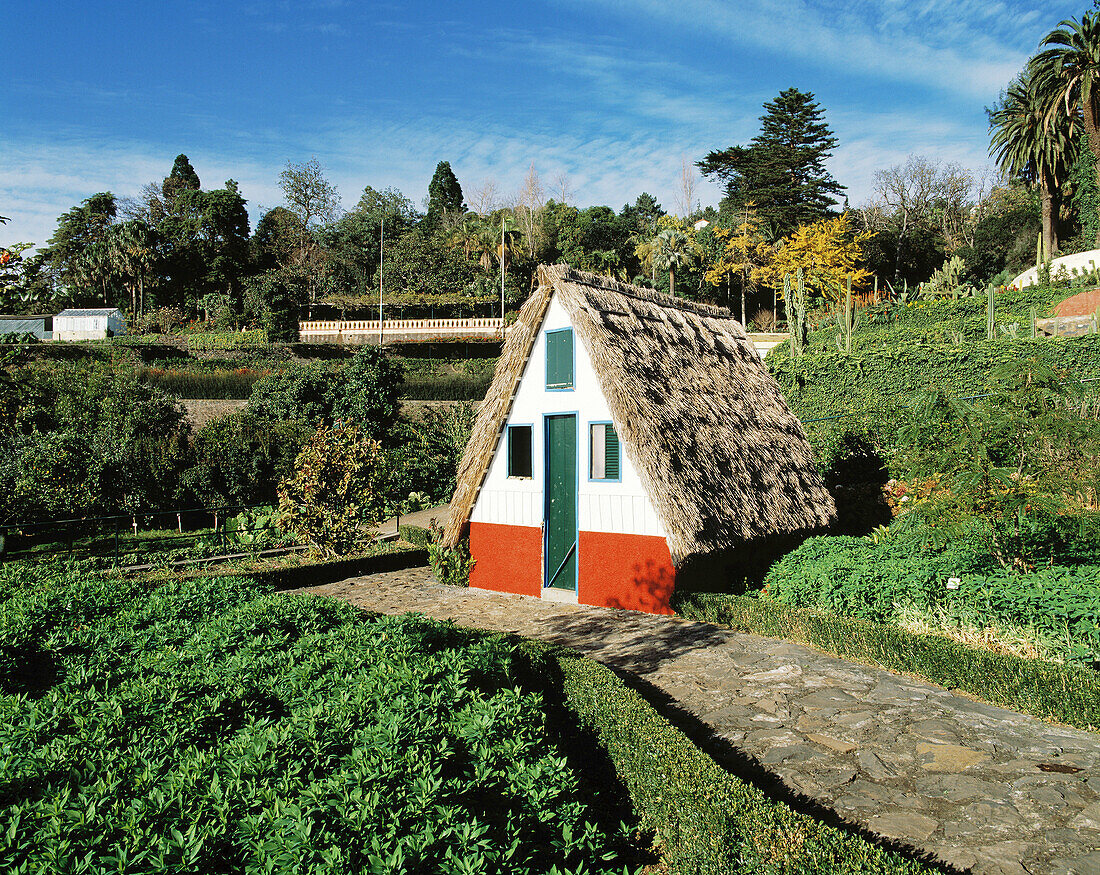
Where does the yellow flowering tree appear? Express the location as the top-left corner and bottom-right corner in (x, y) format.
(704, 208), (773, 325)
(758, 213), (873, 305)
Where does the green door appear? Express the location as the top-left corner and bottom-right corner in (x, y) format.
(544, 414), (577, 591)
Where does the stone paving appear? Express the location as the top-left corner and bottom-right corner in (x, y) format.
(288, 567), (1100, 875)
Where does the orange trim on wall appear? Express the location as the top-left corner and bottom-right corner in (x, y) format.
(469, 522), (542, 597)
(578, 531), (675, 614)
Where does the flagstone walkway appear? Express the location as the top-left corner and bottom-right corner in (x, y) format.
(289, 568), (1100, 875)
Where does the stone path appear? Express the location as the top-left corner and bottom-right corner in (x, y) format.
(288, 568), (1100, 875)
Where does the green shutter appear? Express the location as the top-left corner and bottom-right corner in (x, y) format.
(604, 423), (620, 480)
(546, 329), (574, 389)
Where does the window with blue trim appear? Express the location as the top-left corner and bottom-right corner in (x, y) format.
(589, 422), (620, 480)
(545, 329), (574, 389)
(507, 425), (533, 478)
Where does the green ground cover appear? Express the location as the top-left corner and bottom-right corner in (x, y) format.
(738, 283), (1100, 699)
(0, 565), (641, 874)
(0, 565), (930, 874)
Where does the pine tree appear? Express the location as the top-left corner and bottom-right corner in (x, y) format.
(424, 161), (465, 234)
(698, 88), (845, 234)
(162, 154), (202, 207)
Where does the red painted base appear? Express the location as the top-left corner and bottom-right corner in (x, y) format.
(469, 522), (542, 597)
(468, 522), (676, 614)
(579, 531), (675, 614)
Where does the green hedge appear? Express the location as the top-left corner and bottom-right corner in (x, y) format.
(524, 642), (926, 874)
(186, 329), (269, 351)
(400, 373), (491, 400)
(397, 524), (431, 547)
(761, 531), (1100, 666)
(674, 591), (1100, 732)
(137, 367), (266, 398)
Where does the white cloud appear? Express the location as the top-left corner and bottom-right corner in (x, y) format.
(555, 0), (1075, 102)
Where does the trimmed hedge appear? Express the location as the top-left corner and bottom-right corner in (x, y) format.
(186, 329), (269, 351)
(137, 367), (266, 398)
(674, 591), (1100, 732)
(397, 524), (431, 547)
(400, 373), (492, 400)
(524, 642), (927, 875)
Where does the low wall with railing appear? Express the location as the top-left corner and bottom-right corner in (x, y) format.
(300, 318), (505, 343)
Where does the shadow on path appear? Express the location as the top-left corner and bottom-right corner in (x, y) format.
(609, 668), (963, 875)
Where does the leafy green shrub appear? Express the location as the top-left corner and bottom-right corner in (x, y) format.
(0, 570), (636, 874)
(673, 591), (1100, 731)
(388, 401), (477, 504)
(278, 425), (390, 557)
(247, 362), (338, 426)
(428, 536), (474, 587)
(0, 365), (193, 524)
(184, 411), (311, 508)
(224, 505), (281, 550)
(331, 345), (404, 442)
(891, 359), (1100, 569)
(762, 533), (1100, 666)
(186, 329), (268, 351)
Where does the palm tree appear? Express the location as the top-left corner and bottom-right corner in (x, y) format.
(590, 248), (620, 277)
(449, 215), (486, 265)
(989, 71), (1077, 258)
(651, 228), (695, 297)
(1031, 13), (1100, 246)
(113, 221), (157, 316)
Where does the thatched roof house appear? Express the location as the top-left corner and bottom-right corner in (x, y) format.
(444, 264), (833, 613)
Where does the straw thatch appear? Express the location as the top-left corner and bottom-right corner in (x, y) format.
(443, 264), (834, 562)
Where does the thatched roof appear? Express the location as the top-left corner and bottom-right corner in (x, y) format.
(443, 264), (834, 562)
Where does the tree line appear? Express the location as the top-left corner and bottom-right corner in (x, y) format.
(0, 77), (1067, 330)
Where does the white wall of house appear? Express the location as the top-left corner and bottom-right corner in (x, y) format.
(54, 310), (127, 341)
(470, 294), (666, 538)
(1011, 249), (1100, 289)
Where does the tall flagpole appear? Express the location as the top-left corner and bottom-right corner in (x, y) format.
(500, 220), (505, 331)
(379, 217), (384, 346)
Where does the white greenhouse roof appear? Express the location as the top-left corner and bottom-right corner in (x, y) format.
(56, 309), (123, 317)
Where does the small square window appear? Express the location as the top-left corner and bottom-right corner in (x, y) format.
(590, 422), (620, 480)
(507, 425), (533, 478)
(546, 329), (574, 390)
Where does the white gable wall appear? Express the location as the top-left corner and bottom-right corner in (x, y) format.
(470, 294), (666, 538)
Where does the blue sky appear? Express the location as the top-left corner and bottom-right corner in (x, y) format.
(0, 0), (1086, 249)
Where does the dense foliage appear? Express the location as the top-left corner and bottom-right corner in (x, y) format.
(278, 426), (389, 557)
(0, 348), (473, 532)
(0, 567), (638, 874)
(763, 286), (1100, 672)
(761, 533), (1100, 666)
(699, 87), (844, 235)
(0, 365), (192, 522)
